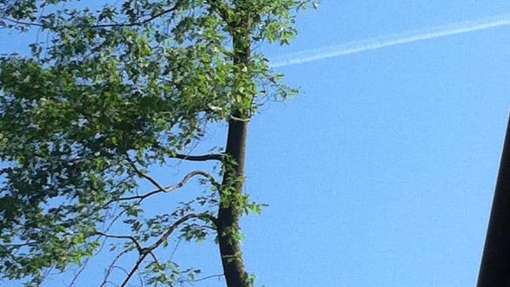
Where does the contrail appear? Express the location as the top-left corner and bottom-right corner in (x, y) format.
(270, 13), (510, 68)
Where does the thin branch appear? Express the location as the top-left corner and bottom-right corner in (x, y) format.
(125, 157), (166, 193)
(104, 205), (130, 231)
(94, 232), (143, 254)
(67, 258), (88, 287)
(169, 238), (182, 261)
(120, 253), (148, 287)
(38, 266), (55, 287)
(114, 265), (145, 287)
(2, 241), (39, 248)
(198, 213), (219, 229)
(102, 213), (217, 287)
(147, 250), (160, 266)
(106, 170), (220, 206)
(151, 212), (218, 249)
(0, 17), (45, 27)
(171, 153), (224, 162)
(112, 266), (130, 277)
(145, 214), (200, 252)
(101, 281), (118, 287)
(68, 211), (118, 287)
(134, 213), (215, 256)
(100, 249), (130, 287)
(0, 1), (184, 29)
(186, 273), (225, 283)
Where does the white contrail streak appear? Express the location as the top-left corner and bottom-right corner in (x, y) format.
(270, 13), (510, 68)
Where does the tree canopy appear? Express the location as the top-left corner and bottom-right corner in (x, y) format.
(0, 0), (315, 286)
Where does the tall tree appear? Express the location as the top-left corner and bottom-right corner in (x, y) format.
(0, 0), (315, 286)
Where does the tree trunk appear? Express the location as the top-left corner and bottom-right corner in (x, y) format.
(217, 15), (253, 287)
(477, 114), (510, 286)
(218, 117), (250, 287)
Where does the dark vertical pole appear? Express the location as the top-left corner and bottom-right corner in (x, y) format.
(477, 114), (510, 287)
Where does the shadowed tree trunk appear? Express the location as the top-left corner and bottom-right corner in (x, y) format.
(218, 117), (250, 287)
(477, 114), (510, 287)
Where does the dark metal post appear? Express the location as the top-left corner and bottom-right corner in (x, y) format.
(477, 115), (510, 287)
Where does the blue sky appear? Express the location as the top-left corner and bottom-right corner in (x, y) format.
(3, 1), (510, 286)
(252, 1), (510, 286)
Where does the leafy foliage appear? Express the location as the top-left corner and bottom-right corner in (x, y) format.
(0, 0), (315, 286)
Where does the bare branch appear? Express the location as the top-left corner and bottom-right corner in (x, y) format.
(171, 153), (224, 162)
(169, 238), (182, 261)
(125, 157), (166, 193)
(150, 212), (218, 249)
(147, 250), (160, 266)
(67, 258), (88, 287)
(120, 254), (148, 287)
(100, 213), (217, 287)
(184, 273), (225, 283)
(100, 249), (130, 287)
(145, 214), (200, 252)
(111, 266), (130, 277)
(107, 170), (220, 205)
(94, 232), (143, 254)
(0, 17), (44, 27)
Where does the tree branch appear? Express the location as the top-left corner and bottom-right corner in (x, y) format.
(94, 232), (143, 254)
(205, 0), (231, 23)
(99, 249), (130, 287)
(145, 214), (201, 252)
(107, 170), (220, 206)
(0, 0), (184, 29)
(171, 153), (224, 162)
(0, 245), (21, 265)
(115, 213), (215, 287)
(125, 157), (166, 193)
(67, 258), (88, 287)
(181, 273), (225, 283)
(2, 241), (39, 248)
(120, 253), (147, 287)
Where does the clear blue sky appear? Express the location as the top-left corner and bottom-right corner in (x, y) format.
(3, 1), (510, 286)
(250, 2), (510, 286)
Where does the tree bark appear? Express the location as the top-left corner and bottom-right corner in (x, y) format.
(218, 117), (250, 287)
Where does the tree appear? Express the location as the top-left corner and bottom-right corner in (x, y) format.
(0, 1), (315, 286)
